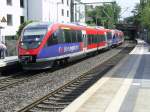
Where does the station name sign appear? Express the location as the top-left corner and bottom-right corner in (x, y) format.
(0, 16), (7, 23)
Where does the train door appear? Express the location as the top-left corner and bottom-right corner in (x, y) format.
(104, 32), (108, 48)
(82, 30), (87, 54)
(96, 33), (99, 51)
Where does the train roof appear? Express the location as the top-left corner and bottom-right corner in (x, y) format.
(24, 22), (121, 34)
(24, 22), (52, 30)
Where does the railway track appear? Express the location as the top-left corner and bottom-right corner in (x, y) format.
(0, 57), (82, 91)
(0, 71), (39, 91)
(0, 58), (89, 91)
(0, 42), (129, 91)
(17, 44), (135, 112)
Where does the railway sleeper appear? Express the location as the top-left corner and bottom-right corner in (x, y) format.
(58, 90), (83, 95)
(37, 103), (67, 108)
(52, 94), (78, 100)
(42, 101), (69, 105)
(58, 90), (83, 96)
(31, 106), (64, 112)
(48, 98), (74, 102)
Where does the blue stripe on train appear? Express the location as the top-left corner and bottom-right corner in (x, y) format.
(37, 43), (81, 59)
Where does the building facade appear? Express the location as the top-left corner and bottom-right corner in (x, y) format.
(0, 0), (27, 41)
(0, 0), (86, 42)
(27, 0), (71, 23)
(73, 0), (85, 23)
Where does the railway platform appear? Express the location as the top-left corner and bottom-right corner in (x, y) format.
(0, 56), (18, 69)
(0, 56), (18, 68)
(62, 39), (150, 112)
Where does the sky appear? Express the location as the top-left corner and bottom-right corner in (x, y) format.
(82, 0), (140, 19)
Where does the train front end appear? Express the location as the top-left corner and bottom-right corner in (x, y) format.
(18, 22), (51, 70)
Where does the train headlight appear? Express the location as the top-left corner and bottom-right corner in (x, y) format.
(19, 42), (24, 47)
(38, 42), (41, 45)
(21, 43), (24, 46)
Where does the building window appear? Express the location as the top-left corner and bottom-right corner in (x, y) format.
(7, 0), (12, 5)
(20, 16), (24, 24)
(67, 0), (69, 6)
(67, 10), (69, 17)
(62, 9), (64, 16)
(7, 14), (13, 26)
(62, 0), (64, 4)
(20, 0), (24, 8)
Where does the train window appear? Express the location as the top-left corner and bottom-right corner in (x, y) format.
(101, 35), (104, 41)
(107, 32), (112, 40)
(99, 35), (105, 42)
(71, 30), (77, 43)
(59, 29), (65, 43)
(97, 35), (99, 43)
(77, 31), (82, 42)
(94, 35), (97, 43)
(91, 35), (93, 43)
(93, 35), (95, 43)
(98, 35), (101, 42)
(96, 35), (99, 43)
(47, 33), (58, 46)
(88, 35), (92, 45)
(92, 35), (94, 44)
(91, 35), (93, 44)
(64, 30), (72, 43)
(102, 35), (106, 41)
(97, 35), (100, 43)
(88, 35), (91, 44)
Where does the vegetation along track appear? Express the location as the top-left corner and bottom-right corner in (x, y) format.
(18, 43), (135, 112)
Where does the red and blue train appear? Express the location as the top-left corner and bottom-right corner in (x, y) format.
(18, 22), (124, 70)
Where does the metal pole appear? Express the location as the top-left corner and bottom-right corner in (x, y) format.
(96, 16), (97, 26)
(49, 0), (50, 21)
(57, 3), (58, 22)
(27, 0), (29, 20)
(0, 28), (1, 41)
(75, 3), (77, 22)
(57, 2), (62, 22)
(70, 0), (74, 22)
(79, 4), (81, 22)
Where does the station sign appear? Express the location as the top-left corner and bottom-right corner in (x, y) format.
(1, 17), (7, 23)
(0, 16), (7, 28)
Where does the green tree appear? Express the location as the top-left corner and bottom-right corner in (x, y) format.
(133, 0), (150, 42)
(140, 6), (150, 28)
(16, 20), (33, 39)
(133, 0), (150, 28)
(86, 2), (121, 28)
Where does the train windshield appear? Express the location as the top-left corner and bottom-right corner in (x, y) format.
(20, 28), (47, 49)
